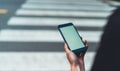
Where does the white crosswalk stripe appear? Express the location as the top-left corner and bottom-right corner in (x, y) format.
(26, 0), (106, 4)
(16, 9), (112, 18)
(0, 0), (116, 71)
(25, 2), (107, 6)
(0, 29), (102, 42)
(21, 3), (115, 11)
(8, 17), (107, 27)
(0, 52), (96, 71)
(23, 1), (108, 6)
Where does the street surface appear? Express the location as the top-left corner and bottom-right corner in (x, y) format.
(0, 0), (116, 71)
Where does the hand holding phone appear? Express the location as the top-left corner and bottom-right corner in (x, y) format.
(58, 23), (87, 56)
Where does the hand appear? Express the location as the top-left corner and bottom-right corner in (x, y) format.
(64, 40), (88, 71)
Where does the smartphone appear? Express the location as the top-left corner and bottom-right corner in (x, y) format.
(58, 23), (87, 56)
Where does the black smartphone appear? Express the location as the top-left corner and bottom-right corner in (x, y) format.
(58, 23), (87, 56)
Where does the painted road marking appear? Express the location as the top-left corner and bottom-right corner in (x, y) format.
(8, 17), (107, 27)
(0, 9), (8, 14)
(0, 29), (102, 42)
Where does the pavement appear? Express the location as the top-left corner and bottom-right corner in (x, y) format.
(0, 0), (117, 71)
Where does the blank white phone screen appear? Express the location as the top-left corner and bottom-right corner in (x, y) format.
(60, 25), (85, 50)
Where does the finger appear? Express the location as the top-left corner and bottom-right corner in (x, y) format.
(80, 40), (88, 57)
(82, 39), (88, 48)
(64, 43), (71, 54)
(80, 36), (88, 47)
(84, 40), (88, 48)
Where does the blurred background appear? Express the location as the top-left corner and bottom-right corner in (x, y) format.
(0, 0), (119, 71)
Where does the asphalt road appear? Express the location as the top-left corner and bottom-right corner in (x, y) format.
(0, 0), (25, 29)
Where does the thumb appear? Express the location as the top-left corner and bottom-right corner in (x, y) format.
(64, 43), (71, 54)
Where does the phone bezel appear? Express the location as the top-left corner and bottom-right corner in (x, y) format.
(58, 23), (87, 55)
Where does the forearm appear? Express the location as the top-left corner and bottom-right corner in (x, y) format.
(79, 58), (85, 71)
(70, 64), (81, 71)
(79, 61), (85, 71)
(70, 59), (85, 71)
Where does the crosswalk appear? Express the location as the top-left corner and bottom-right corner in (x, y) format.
(0, 0), (117, 71)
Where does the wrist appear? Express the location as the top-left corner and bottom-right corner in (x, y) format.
(71, 62), (80, 66)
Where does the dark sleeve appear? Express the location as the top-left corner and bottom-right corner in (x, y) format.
(91, 7), (120, 71)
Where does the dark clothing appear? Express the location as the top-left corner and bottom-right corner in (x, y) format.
(91, 7), (120, 71)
